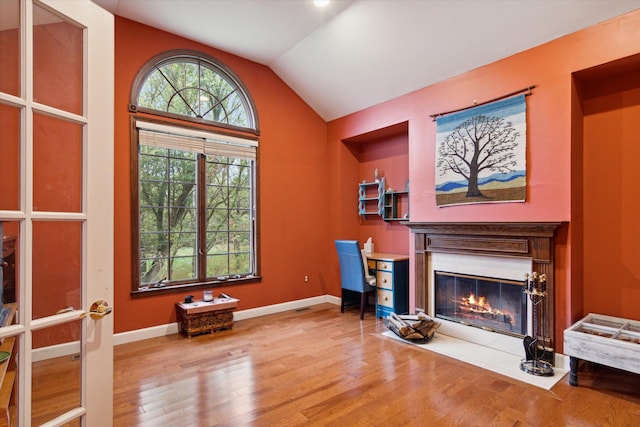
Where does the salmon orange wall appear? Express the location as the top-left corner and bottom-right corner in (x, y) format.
(327, 9), (640, 352)
(0, 29), (18, 96)
(113, 18), (329, 333)
(0, 104), (19, 211)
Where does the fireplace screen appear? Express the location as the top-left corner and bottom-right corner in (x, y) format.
(435, 271), (527, 337)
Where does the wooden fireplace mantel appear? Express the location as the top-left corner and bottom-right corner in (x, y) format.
(404, 222), (563, 351)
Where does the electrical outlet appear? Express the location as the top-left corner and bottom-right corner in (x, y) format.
(304, 275), (309, 283)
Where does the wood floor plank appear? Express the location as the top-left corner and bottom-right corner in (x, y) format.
(24, 303), (640, 426)
(113, 303), (640, 426)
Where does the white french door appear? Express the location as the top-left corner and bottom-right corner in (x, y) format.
(0, 0), (114, 425)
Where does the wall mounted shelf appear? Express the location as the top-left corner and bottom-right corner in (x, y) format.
(358, 177), (385, 218)
(358, 177), (409, 221)
(383, 179), (409, 221)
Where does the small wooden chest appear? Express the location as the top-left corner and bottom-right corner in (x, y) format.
(176, 297), (239, 338)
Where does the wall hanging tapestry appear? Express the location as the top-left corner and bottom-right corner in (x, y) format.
(435, 94), (527, 207)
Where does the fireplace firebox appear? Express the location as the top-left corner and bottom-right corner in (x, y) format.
(435, 271), (527, 337)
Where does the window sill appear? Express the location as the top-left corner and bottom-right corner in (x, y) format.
(131, 275), (262, 298)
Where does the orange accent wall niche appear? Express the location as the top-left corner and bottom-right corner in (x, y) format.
(113, 17), (330, 333)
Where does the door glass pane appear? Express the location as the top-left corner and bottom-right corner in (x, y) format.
(32, 322), (82, 426)
(33, 113), (83, 213)
(0, 335), (19, 426)
(0, 104), (20, 211)
(33, 3), (83, 115)
(1, 221), (19, 306)
(32, 221), (81, 319)
(0, 0), (20, 96)
(0, 219), (18, 424)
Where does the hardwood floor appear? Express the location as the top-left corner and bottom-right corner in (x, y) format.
(108, 303), (640, 426)
(23, 303), (640, 425)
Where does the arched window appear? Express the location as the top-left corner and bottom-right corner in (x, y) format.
(130, 50), (260, 294)
(131, 50), (257, 131)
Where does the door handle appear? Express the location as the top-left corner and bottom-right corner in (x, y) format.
(80, 299), (113, 319)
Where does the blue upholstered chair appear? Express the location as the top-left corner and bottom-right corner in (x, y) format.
(334, 240), (377, 319)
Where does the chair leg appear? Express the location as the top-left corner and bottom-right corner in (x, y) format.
(360, 292), (367, 320)
(341, 289), (345, 314)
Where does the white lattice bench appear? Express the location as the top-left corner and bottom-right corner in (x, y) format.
(564, 313), (640, 386)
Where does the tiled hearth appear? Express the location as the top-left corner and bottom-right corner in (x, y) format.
(383, 329), (567, 389)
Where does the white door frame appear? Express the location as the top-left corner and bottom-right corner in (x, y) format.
(0, 0), (114, 425)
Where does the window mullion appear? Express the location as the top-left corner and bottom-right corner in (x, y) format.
(197, 154), (207, 281)
(165, 154), (172, 282)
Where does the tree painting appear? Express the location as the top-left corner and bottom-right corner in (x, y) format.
(437, 114), (519, 197)
(435, 94), (527, 206)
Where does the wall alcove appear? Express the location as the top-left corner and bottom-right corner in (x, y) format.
(342, 121), (410, 254)
(572, 53), (640, 323)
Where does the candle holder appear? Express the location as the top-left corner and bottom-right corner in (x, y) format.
(520, 272), (554, 376)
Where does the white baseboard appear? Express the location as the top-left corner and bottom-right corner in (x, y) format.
(114, 294), (338, 345)
(113, 295), (340, 345)
(32, 341), (81, 362)
(113, 321), (180, 346)
(32, 295), (340, 361)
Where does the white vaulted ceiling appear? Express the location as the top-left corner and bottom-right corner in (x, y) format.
(92, 0), (640, 121)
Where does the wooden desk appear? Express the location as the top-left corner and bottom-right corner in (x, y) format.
(366, 253), (409, 318)
(175, 298), (239, 338)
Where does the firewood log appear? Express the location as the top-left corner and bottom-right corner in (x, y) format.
(387, 312), (441, 341)
(387, 314), (413, 336)
(403, 331), (425, 340)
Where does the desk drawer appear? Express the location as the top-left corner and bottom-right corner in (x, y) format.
(376, 271), (393, 289)
(377, 289), (393, 308)
(377, 261), (393, 272)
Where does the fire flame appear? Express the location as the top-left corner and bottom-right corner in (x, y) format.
(453, 293), (514, 327)
(461, 293), (498, 314)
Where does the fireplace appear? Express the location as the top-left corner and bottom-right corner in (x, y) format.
(435, 271), (528, 337)
(405, 222), (562, 357)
